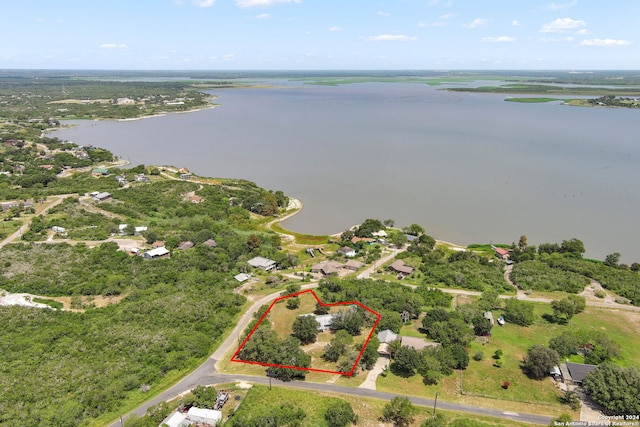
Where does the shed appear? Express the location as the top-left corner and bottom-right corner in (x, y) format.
(143, 247), (170, 260)
(234, 273), (251, 283)
(177, 241), (194, 251)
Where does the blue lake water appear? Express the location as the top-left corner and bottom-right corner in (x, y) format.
(51, 81), (640, 263)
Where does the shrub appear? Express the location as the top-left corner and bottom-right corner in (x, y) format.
(473, 351), (484, 361)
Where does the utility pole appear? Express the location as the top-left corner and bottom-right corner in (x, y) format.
(433, 392), (438, 416)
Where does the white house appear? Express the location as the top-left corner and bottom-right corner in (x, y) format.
(186, 407), (222, 425)
(234, 273), (251, 283)
(336, 246), (357, 257)
(247, 256), (277, 271)
(143, 247), (170, 260)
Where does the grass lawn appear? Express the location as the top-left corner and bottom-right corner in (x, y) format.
(230, 383), (522, 427)
(0, 218), (23, 238)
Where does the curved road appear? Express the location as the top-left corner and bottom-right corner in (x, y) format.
(109, 281), (553, 427)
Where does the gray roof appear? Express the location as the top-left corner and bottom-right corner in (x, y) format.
(566, 362), (597, 383)
(377, 329), (398, 343)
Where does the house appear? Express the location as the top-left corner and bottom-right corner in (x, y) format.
(494, 246), (510, 260)
(337, 246), (357, 257)
(161, 411), (189, 427)
(562, 362), (598, 385)
(377, 329), (398, 344)
(160, 407), (222, 427)
(372, 230), (388, 238)
(351, 237), (375, 245)
(152, 241), (165, 249)
(189, 195), (202, 204)
(180, 173), (191, 180)
(203, 239), (218, 248)
(311, 260), (343, 275)
(177, 241), (194, 251)
(343, 260), (364, 271)
(143, 247), (170, 260)
(247, 256), (277, 271)
(300, 313), (334, 331)
(389, 260), (414, 277)
(234, 273), (251, 283)
(91, 192), (112, 202)
(91, 168), (110, 177)
(135, 226), (147, 235)
(400, 336), (439, 351)
(134, 173), (150, 183)
(186, 407), (222, 426)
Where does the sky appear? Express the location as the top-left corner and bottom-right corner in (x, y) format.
(1, 0), (639, 70)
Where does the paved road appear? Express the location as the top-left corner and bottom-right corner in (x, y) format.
(0, 195), (68, 249)
(108, 281), (555, 427)
(109, 369), (552, 426)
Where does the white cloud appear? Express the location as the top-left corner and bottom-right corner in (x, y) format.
(100, 43), (127, 49)
(440, 13), (454, 19)
(193, 0), (215, 7)
(575, 29), (589, 35)
(235, 0), (301, 7)
(580, 38), (631, 47)
(539, 17), (586, 33)
(329, 26), (342, 32)
(482, 36), (516, 43)
(255, 13), (271, 19)
(377, 11), (390, 17)
(464, 18), (488, 29)
(512, 20), (520, 26)
(365, 34), (417, 42)
(539, 36), (574, 42)
(548, 0), (578, 10)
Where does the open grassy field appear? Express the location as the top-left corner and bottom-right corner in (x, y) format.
(270, 222), (329, 245)
(230, 383), (524, 427)
(377, 301), (640, 419)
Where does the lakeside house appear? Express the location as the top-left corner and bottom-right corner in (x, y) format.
(311, 260), (343, 276)
(91, 168), (110, 177)
(336, 246), (357, 257)
(389, 260), (414, 278)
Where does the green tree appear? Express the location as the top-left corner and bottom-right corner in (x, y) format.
(291, 315), (319, 345)
(472, 315), (492, 336)
(522, 345), (559, 380)
(181, 385), (217, 409)
(381, 397), (416, 427)
(518, 235), (528, 251)
(325, 400), (357, 427)
(286, 297), (300, 310)
(403, 223), (425, 236)
(582, 363), (640, 415)
(392, 346), (421, 376)
(560, 238), (586, 257)
(503, 298), (535, 326)
(355, 219), (385, 237)
(551, 295), (586, 323)
(421, 413), (446, 427)
(323, 330), (353, 362)
(604, 252), (621, 267)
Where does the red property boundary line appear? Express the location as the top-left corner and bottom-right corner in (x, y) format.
(230, 289), (381, 376)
